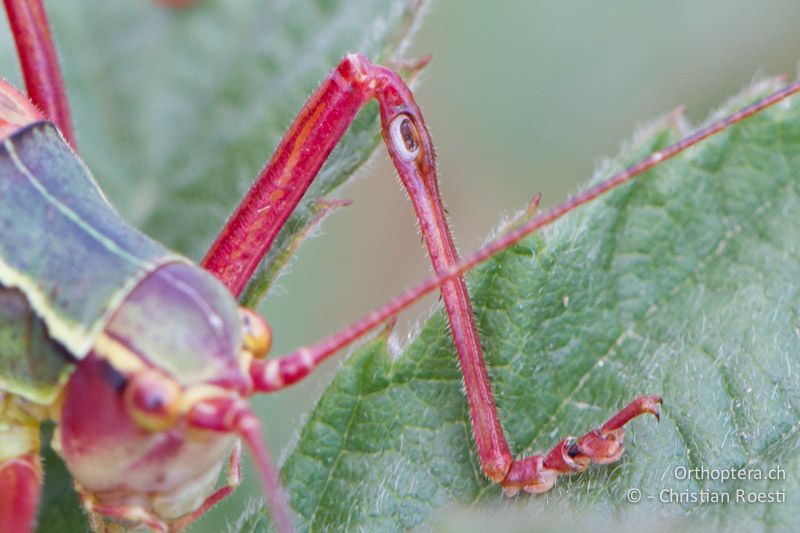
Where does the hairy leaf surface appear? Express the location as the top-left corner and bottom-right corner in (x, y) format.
(239, 79), (800, 531)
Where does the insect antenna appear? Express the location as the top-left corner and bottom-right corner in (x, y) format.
(236, 411), (293, 533)
(188, 396), (293, 533)
(267, 77), (800, 368)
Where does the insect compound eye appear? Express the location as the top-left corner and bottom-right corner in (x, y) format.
(124, 369), (183, 432)
(240, 308), (272, 359)
(389, 114), (421, 162)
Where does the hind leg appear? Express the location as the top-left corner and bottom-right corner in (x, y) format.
(0, 395), (43, 533)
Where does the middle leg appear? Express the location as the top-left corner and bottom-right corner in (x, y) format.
(206, 54), (661, 492)
(202, 53), (515, 479)
(0, 394), (44, 533)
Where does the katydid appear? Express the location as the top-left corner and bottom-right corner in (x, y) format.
(1, 1), (799, 532)
(0, 2), (652, 528)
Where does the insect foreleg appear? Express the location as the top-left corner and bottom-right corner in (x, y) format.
(0, 453), (41, 532)
(2, 0), (75, 146)
(0, 396), (42, 533)
(78, 490), (169, 533)
(249, 75), (800, 492)
(77, 443), (245, 533)
(234, 54), (652, 485)
(248, 193), (543, 394)
(161, 442), (243, 533)
(501, 396), (662, 495)
(201, 54), (383, 296)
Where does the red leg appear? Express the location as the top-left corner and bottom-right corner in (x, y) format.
(248, 81), (800, 378)
(247, 76), (800, 491)
(501, 396), (661, 495)
(205, 47), (658, 487)
(168, 442), (243, 532)
(249, 192), (542, 394)
(0, 453), (41, 533)
(79, 490), (168, 533)
(240, 54), (655, 483)
(202, 54), (512, 478)
(2, 0), (75, 147)
(1, 393), (43, 533)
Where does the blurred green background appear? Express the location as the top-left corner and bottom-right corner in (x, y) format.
(1, 1), (799, 530)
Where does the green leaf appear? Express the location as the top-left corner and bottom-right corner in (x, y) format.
(237, 78), (800, 530)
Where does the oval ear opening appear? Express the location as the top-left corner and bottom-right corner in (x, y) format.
(389, 113), (421, 162)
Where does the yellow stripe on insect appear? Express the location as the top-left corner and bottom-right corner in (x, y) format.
(0, 137), (185, 359)
(93, 333), (147, 375)
(0, 394), (42, 461)
(0, 252), (156, 359)
(0, 254), (91, 356)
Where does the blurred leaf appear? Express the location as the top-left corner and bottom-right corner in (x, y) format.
(237, 78), (800, 531)
(46, 0), (422, 282)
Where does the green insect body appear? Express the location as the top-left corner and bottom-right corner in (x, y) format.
(0, 122), (179, 374)
(0, 284), (71, 402)
(0, 118), (264, 528)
